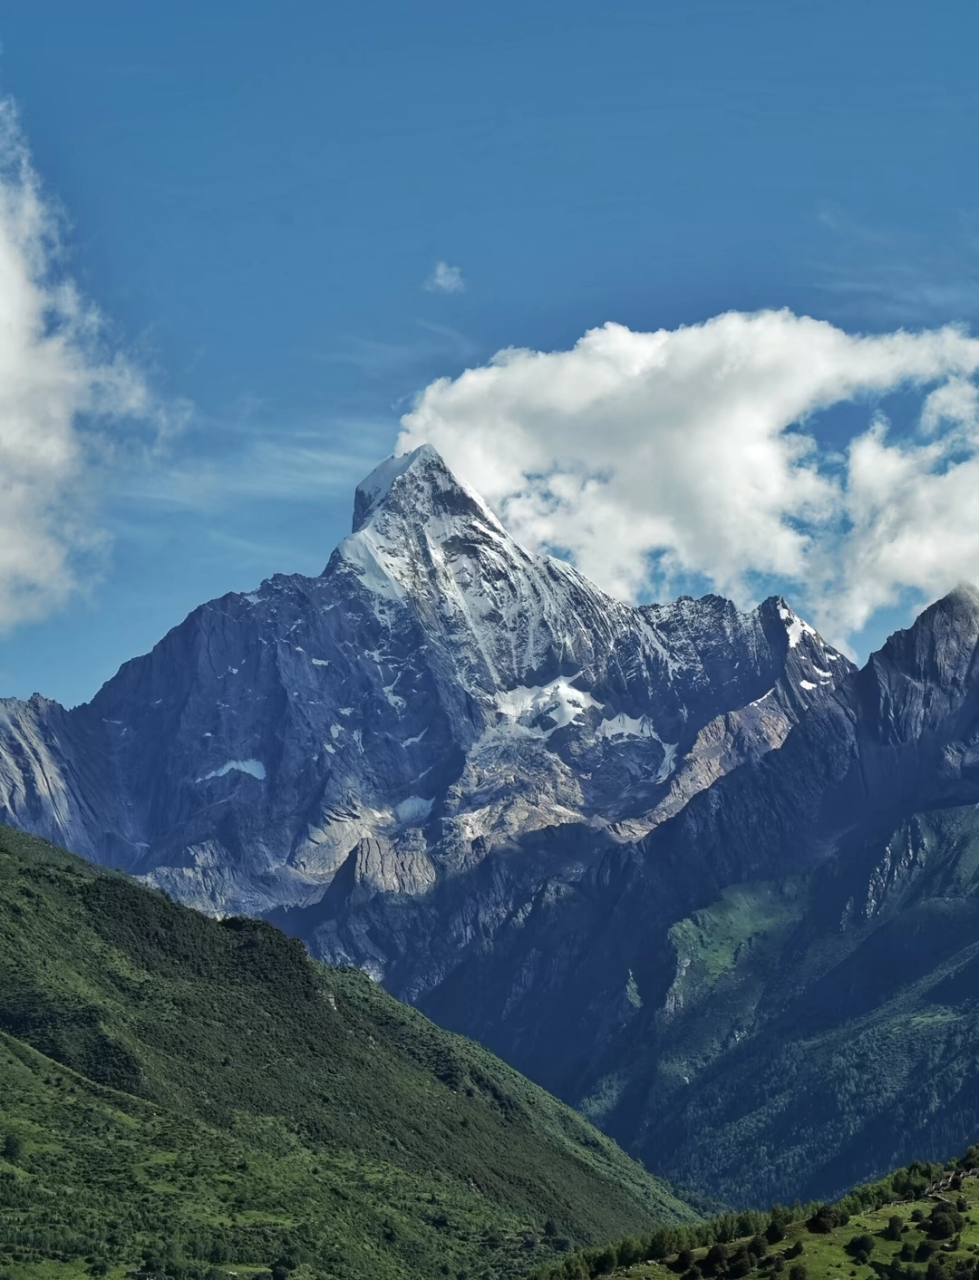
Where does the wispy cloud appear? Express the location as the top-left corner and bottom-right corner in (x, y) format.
(398, 309), (979, 649)
(812, 203), (979, 325)
(129, 432), (381, 511)
(0, 100), (164, 631)
(322, 319), (475, 378)
(423, 261), (465, 294)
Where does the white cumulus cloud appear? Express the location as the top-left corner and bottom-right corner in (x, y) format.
(397, 309), (979, 647)
(0, 101), (156, 631)
(423, 261), (465, 294)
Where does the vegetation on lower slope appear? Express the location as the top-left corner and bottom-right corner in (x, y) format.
(0, 824), (694, 1280)
(583, 804), (979, 1205)
(527, 1146), (979, 1280)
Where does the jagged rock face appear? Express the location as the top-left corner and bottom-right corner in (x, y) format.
(0, 445), (850, 916)
(6, 445), (979, 1204)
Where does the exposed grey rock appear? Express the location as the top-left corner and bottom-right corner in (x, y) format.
(0, 444), (846, 924)
(6, 445), (979, 1204)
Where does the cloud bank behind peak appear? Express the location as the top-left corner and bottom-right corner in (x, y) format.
(397, 310), (979, 649)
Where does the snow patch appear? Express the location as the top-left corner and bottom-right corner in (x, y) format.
(383, 684), (406, 710)
(657, 741), (678, 782)
(336, 531), (406, 601)
(596, 713), (657, 741)
(811, 666), (832, 678)
(198, 759), (266, 783)
(403, 728), (427, 746)
(799, 680), (818, 690)
(594, 712), (677, 779)
(395, 794), (434, 825)
(311, 658), (329, 667)
(494, 677), (600, 738)
(777, 601), (818, 648)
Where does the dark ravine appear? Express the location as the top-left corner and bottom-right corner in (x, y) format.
(5, 445), (979, 1205)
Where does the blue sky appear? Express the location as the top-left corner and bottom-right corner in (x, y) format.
(2, 1), (979, 705)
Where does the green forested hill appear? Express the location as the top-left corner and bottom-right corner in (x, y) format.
(0, 825), (695, 1280)
(527, 1146), (979, 1280)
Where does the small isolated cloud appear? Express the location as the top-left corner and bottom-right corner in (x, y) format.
(0, 99), (158, 630)
(397, 310), (979, 648)
(423, 261), (465, 294)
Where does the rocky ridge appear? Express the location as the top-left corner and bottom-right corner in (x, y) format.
(6, 446), (979, 1203)
(0, 444), (848, 925)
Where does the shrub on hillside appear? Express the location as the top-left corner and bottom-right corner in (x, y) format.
(807, 1205), (849, 1234)
(728, 1247), (753, 1279)
(616, 1238), (643, 1267)
(592, 1245), (617, 1275)
(703, 1243), (729, 1276)
(846, 1234), (875, 1258)
(928, 1210), (963, 1241)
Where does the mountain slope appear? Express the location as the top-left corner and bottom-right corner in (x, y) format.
(607, 799), (979, 1206)
(527, 1146), (979, 1280)
(575, 587), (979, 1205)
(398, 587), (979, 1205)
(6, 448), (979, 1206)
(0, 823), (695, 1280)
(0, 445), (851, 918)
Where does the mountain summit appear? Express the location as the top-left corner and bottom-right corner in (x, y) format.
(349, 441), (500, 534)
(0, 445), (846, 914)
(5, 448), (979, 1205)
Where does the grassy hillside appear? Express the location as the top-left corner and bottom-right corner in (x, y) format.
(0, 824), (695, 1280)
(527, 1145), (979, 1280)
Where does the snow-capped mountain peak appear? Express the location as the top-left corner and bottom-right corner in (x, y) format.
(0, 447), (853, 924)
(350, 443), (504, 536)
